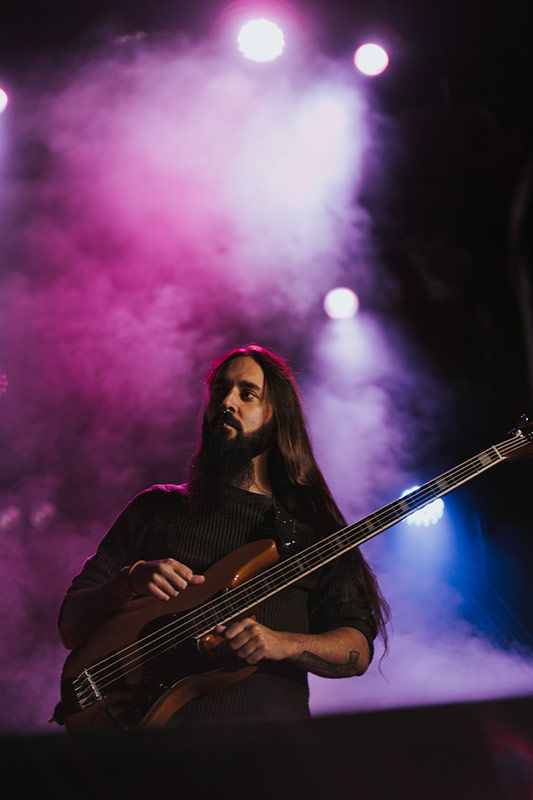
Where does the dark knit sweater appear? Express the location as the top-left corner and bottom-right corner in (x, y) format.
(61, 484), (377, 724)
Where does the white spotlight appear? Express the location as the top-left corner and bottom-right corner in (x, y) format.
(401, 486), (445, 527)
(353, 43), (390, 76)
(324, 287), (359, 320)
(237, 19), (285, 62)
(0, 88), (8, 114)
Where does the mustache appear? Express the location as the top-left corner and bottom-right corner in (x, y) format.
(211, 410), (243, 433)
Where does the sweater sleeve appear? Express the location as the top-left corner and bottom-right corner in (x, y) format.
(307, 550), (378, 662)
(57, 486), (168, 630)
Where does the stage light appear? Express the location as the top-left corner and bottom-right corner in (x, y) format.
(30, 502), (56, 528)
(237, 18), (285, 62)
(324, 287), (359, 320)
(0, 88), (8, 114)
(353, 43), (389, 76)
(0, 506), (21, 530)
(401, 486), (445, 527)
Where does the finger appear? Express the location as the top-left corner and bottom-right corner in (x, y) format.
(235, 639), (261, 659)
(166, 572), (204, 591)
(236, 641), (265, 664)
(215, 624), (226, 634)
(169, 564), (205, 588)
(245, 650), (264, 665)
(147, 581), (172, 601)
(160, 559), (192, 583)
(158, 568), (188, 592)
(168, 561), (196, 581)
(229, 628), (257, 651)
(153, 573), (180, 596)
(163, 558), (191, 576)
(224, 618), (257, 640)
(168, 569), (190, 591)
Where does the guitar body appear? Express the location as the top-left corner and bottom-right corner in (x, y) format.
(60, 538), (279, 732)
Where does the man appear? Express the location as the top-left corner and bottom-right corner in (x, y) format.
(58, 344), (389, 725)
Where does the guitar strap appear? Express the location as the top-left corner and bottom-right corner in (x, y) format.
(268, 496), (298, 557)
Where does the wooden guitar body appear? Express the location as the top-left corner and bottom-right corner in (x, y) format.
(60, 539), (279, 732)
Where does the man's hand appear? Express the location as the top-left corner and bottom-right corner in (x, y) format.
(128, 558), (205, 601)
(215, 618), (294, 664)
(59, 559), (206, 650)
(215, 621), (371, 677)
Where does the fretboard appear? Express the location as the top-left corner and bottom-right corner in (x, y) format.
(193, 433), (523, 637)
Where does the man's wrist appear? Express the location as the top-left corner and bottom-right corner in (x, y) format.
(283, 631), (305, 660)
(112, 560), (146, 601)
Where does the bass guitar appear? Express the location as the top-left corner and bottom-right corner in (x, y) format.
(56, 418), (533, 732)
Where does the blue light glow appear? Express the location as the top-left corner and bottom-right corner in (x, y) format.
(401, 485), (445, 526)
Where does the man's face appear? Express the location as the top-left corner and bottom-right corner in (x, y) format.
(206, 356), (273, 439)
(188, 356), (274, 501)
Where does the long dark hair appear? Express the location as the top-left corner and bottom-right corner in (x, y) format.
(203, 343), (390, 655)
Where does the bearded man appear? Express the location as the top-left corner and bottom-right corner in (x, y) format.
(58, 344), (389, 725)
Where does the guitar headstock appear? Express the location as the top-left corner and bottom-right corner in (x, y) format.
(505, 414), (533, 461)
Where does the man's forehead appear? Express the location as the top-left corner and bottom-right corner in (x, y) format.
(213, 356), (265, 389)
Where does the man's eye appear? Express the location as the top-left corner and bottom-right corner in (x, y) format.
(241, 391), (255, 400)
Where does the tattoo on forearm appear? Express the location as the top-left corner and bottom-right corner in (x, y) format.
(292, 650), (361, 678)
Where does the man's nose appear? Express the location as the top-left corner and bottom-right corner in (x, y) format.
(219, 388), (238, 413)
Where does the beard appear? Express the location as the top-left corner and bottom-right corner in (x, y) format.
(187, 414), (275, 507)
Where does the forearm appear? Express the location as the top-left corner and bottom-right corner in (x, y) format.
(285, 627), (370, 678)
(58, 568), (133, 650)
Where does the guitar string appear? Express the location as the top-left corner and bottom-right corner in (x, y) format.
(74, 438), (521, 701)
(78, 460), (527, 703)
(75, 435), (525, 698)
(73, 433), (527, 699)
(75, 447), (502, 690)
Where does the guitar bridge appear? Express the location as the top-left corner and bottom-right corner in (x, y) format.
(74, 668), (103, 709)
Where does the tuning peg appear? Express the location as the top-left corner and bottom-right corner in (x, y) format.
(507, 413), (530, 436)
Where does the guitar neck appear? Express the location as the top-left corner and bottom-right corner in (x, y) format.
(197, 434), (521, 635)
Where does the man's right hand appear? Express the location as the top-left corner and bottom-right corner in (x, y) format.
(127, 559), (205, 601)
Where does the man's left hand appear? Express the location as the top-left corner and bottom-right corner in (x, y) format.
(215, 619), (293, 664)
